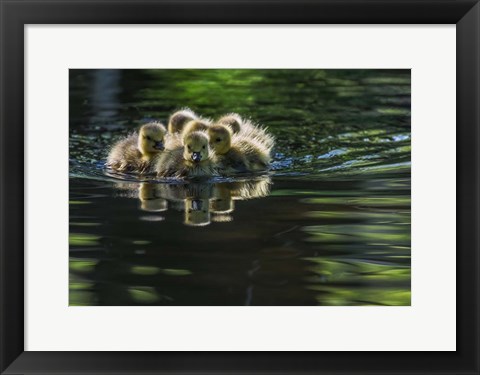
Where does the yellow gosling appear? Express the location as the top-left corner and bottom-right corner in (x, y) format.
(207, 124), (249, 174)
(209, 124), (271, 173)
(107, 121), (167, 173)
(155, 131), (218, 178)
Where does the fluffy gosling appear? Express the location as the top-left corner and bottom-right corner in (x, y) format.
(107, 122), (166, 173)
(208, 124), (271, 173)
(155, 131), (217, 178)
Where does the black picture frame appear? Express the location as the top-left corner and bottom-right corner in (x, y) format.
(1, 1), (479, 374)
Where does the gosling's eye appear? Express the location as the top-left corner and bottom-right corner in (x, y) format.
(202, 145), (206, 149)
(216, 138), (221, 142)
(188, 145), (191, 151)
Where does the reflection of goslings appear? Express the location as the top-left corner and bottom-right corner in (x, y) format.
(114, 176), (271, 225)
(112, 181), (142, 198)
(156, 182), (213, 212)
(184, 198), (210, 226)
(155, 183), (187, 211)
(138, 183), (168, 212)
(229, 177), (272, 200)
(211, 213), (233, 223)
(210, 184), (234, 214)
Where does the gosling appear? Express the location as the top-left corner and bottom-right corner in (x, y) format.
(106, 122), (166, 173)
(155, 131), (218, 178)
(208, 124), (271, 173)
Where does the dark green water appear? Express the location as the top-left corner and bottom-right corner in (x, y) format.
(69, 69), (411, 306)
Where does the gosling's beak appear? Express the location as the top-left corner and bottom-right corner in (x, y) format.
(191, 152), (202, 162)
(154, 141), (164, 150)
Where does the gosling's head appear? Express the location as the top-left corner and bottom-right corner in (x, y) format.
(208, 124), (232, 155)
(168, 108), (197, 134)
(217, 113), (242, 133)
(183, 131), (211, 164)
(182, 119), (211, 137)
(138, 122), (167, 154)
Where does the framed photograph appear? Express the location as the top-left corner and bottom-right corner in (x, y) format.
(1, 0), (479, 374)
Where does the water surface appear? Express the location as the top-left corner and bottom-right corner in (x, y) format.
(69, 69), (411, 306)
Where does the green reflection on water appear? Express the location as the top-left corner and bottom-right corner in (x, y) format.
(309, 286), (411, 306)
(162, 269), (192, 276)
(69, 259), (98, 272)
(128, 287), (159, 303)
(304, 224), (409, 244)
(130, 266), (192, 276)
(69, 233), (100, 246)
